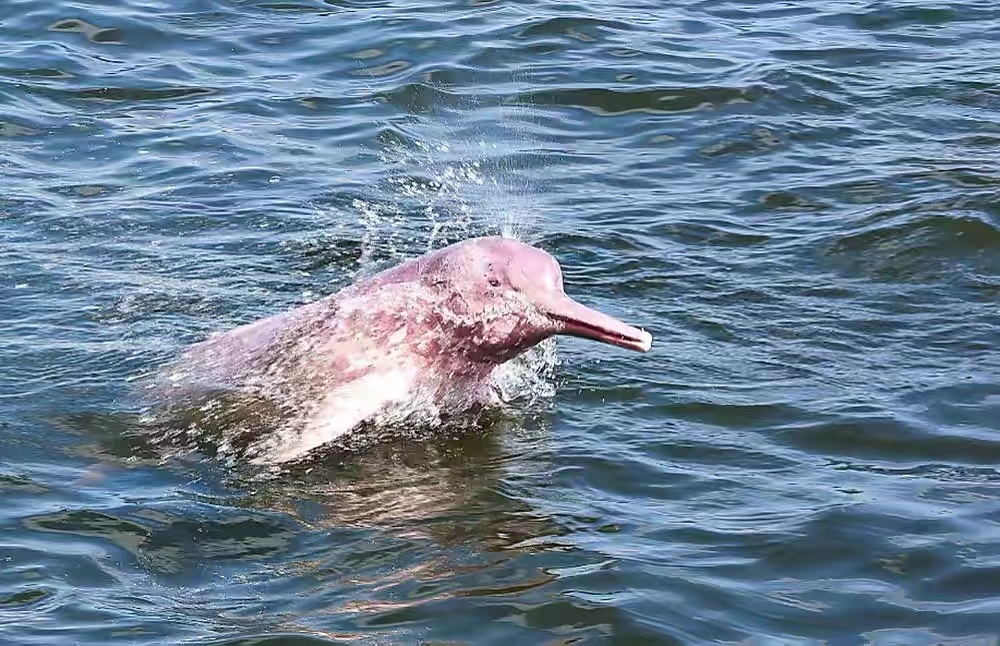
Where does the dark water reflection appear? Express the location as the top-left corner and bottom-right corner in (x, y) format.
(13, 412), (590, 643)
(3, 0), (1000, 643)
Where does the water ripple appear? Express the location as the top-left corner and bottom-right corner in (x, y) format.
(2, 0), (1000, 643)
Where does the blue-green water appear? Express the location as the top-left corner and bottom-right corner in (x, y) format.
(3, 1), (1000, 643)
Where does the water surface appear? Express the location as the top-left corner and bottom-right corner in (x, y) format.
(2, 0), (1000, 643)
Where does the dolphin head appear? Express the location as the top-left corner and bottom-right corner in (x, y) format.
(417, 237), (652, 363)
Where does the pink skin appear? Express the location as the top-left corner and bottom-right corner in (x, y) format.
(159, 237), (651, 462)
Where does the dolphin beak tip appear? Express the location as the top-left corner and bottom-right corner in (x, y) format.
(635, 328), (653, 353)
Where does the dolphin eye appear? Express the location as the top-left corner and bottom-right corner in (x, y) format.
(488, 278), (501, 288)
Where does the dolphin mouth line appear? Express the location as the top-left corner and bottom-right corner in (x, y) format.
(554, 316), (653, 353)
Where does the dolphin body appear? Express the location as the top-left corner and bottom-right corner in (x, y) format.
(155, 237), (652, 463)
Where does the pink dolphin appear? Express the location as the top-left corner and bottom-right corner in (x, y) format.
(159, 237), (651, 463)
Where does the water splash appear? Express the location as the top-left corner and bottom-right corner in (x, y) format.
(349, 132), (538, 260)
(492, 337), (561, 406)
